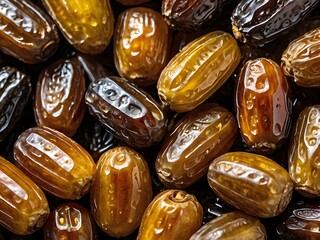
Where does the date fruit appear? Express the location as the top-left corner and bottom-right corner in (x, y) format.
(207, 151), (293, 218)
(91, 146), (152, 238)
(157, 30), (240, 112)
(13, 126), (96, 200)
(235, 58), (292, 154)
(115, 0), (151, 6)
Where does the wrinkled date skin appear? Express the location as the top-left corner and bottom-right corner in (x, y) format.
(13, 126), (96, 200)
(34, 58), (86, 137)
(91, 146), (152, 238)
(44, 202), (97, 240)
(0, 156), (49, 235)
(288, 105), (320, 198)
(85, 76), (168, 148)
(0, 0), (59, 63)
(235, 58), (292, 154)
(190, 211), (267, 240)
(42, 0), (114, 54)
(282, 27), (320, 87)
(137, 189), (203, 240)
(231, 0), (320, 46)
(115, 0), (151, 6)
(207, 152), (293, 218)
(114, 7), (171, 86)
(157, 31), (240, 113)
(156, 103), (238, 189)
(0, 67), (31, 142)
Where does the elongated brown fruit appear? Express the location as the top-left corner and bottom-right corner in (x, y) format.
(137, 189), (203, 240)
(13, 126), (96, 200)
(42, 0), (114, 54)
(0, 0), (59, 63)
(0, 155), (49, 235)
(91, 146), (152, 238)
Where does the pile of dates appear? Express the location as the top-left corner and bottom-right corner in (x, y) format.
(1, 0), (320, 239)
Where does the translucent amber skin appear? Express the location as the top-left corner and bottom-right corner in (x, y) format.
(208, 152), (293, 218)
(190, 211), (267, 240)
(114, 7), (171, 86)
(137, 189), (203, 240)
(235, 58), (292, 154)
(0, 0), (59, 63)
(156, 103), (238, 189)
(157, 31), (240, 112)
(13, 126), (96, 200)
(0, 156), (49, 235)
(90, 146), (152, 238)
(34, 58), (86, 137)
(42, 0), (114, 54)
(44, 202), (97, 240)
(282, 27), (320, 87)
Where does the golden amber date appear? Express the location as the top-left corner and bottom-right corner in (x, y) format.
(0, 155), (49, 235)
(13, 126), (96, 200)
(208, 152), (293, 218)
(282, 27), (320, 87)
(288, 105), (320, 198)
(156, 103), (238, 189)
(235, 58), (292, 154)
(114, 7), (171, 86)
(0, 0), (59, 63)
(34, 58), (86, 137)
(42, 0), (114, 54)
(157, 31), (240, 112)
(44, 202), (97, 240)
(137, 189), (203, 240)
(91, 146), (152, 237)
(190, 211), (267, 239)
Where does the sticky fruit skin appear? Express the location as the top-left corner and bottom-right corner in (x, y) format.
(13, 126), (96, 200)
(235, 58), (292, 154)
(90, 146), (152, 238)
(207, 152), (293, 218)
(137, 189), (203, 240)
(0, 155), (49, 235)
(157, 30), (240, 113)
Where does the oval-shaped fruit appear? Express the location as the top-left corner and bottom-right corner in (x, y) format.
(115, 0), (151, 5)
(137, 189), (203, 240)
(34, 58), (86, 137)
(235, 58), (292, 154)
(207, 151), (293, 218)
(42, 0), (114, 54)
(0, 67), (31, 142)
(44, 202), (97, 240)
(13, 126), (96, 200)
(282, 27), (320, 87)
(0, 0), (59, 63)
(0, 155), (49, 235)
(91, 146), (152, 238)
(114, 7), (171, 86)
(85, 76), (168, 148)
(231, 0), (320, 46)
(190, 211), (267, 239)
(157, 30), (240, 113)
(156, 103), (238, 189)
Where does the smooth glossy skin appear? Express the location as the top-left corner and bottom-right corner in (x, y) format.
(157, 30), (240, 112)
(114, 7), (171, 86)
(208, 152), (293, 218)
(137, 189), (203, 240)
(42, 0), (114, 54)
(156, 103), (238, 189)
(0, 0), (59, 63)
(235, 58), (292, 154)
(13, 126), (96, 200)
(0, 156), (49, 235)
(44, 202), (97, 240)
(91, 146), (152, 238)
(190, 211), (267, 240)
